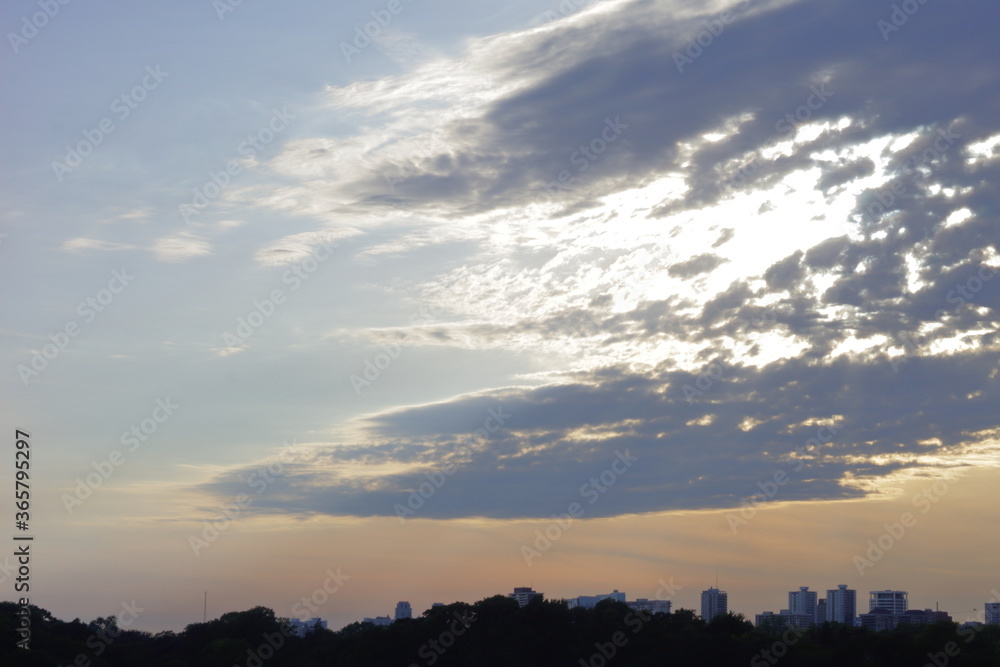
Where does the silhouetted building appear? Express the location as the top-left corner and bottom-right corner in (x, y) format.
(755, 611), (789, 632)
(395, 601), (412, 620)
(510, 587), (543, 607)
(859, 606), (950, 631)
(363, 615), (392, 626)
(566, 590), (626, 609)
(859, 608), (895, 631)
(788, 587), (817, 627)
(869, 590), (907, 615)
(986, 603), (1000, 626)
(289, 617), (327, 636)
(701, 587), (728, 620)
(896, 609), (951, 626)
(628, 598), (671, 615)
(826, 585), (856, 626)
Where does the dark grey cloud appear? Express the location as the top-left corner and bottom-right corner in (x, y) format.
(201, 0), (1000, 520)
(668, 253), (728, 278)
(352, 0), (997, 223)
(200, 347), (998, 519)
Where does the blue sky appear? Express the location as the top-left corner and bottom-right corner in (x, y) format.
(2, 0), (999, 633)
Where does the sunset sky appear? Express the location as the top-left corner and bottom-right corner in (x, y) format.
(2, 0), (999, 633)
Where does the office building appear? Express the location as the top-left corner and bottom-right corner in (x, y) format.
(815, 599), (826, 625)
(859, 608), (895, 631)
(788, 587), (817, 627)
(362, 615), (392, 626)
(701, 587), (728, 621)
(986, 602), (1000, 626)
(288, 617), (327, 637)
(628, 598), (671, 615)
(510, 587), (543, 607)
(755, 611), (789, 632)
(826, 585), (857, 626)
(566, 590), (626, 609)
(859, 606), (951, 631)
(897, 609), (952, 626)
(395, 601), (412, 620)
(869, 590), (908, 615)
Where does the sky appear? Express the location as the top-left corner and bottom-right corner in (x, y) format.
(1, 0), (999, 634)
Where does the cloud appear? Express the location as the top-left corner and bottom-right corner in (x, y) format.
(668, 253), (728, 278)
(62, 238), (137, 253)
(199, 349), (999, 520)
(196, 0), (1000, 520)
(150, 232), (212, 262)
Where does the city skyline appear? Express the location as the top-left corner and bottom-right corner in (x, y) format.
(3, 0), (999, 640)
(245, 582), (1000, 633)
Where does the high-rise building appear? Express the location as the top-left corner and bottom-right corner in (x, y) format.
(985, 602), (1000, 625)
(788, 587), (817, 627)
(509, 587), (543, 607)
(701, 587), (728, 621)
(395, 601), (412, 620)
(628, 598), (671, 615)
(859, 607), (951, 631)
(827, 585), (857, 625)
(859, 608), (895, 631)
(869, 590), (907, 615)
(362, 615), (392, 626)
(288, 617), (327, 637)
(816, 599), (827, 625)
(755, 611), (789, 632)
(565, 590), (626, 609)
